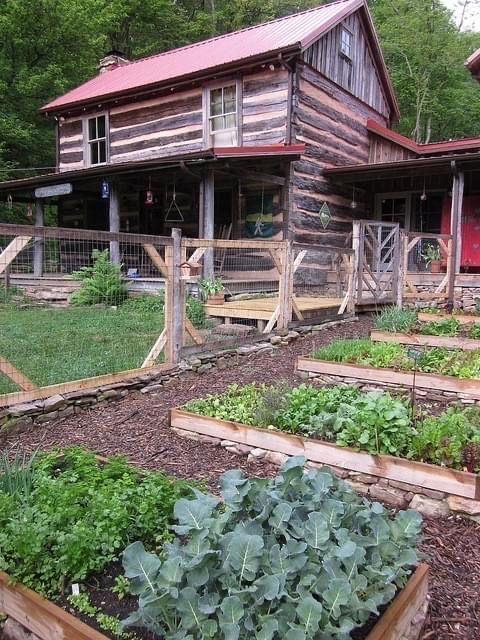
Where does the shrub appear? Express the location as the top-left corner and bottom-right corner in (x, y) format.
(186, 294), (206, 328)
(419, 317), (460, 336)
(374, 307), (417, 333)
(468, 323), (480, 339)
(70, 249), (129, 306)
(123, 458), (421, 639)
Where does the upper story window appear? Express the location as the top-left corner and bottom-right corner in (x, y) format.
(340, 28), (353, 60)
(87, 114), (107, 165)
(207, 83), (239, 146)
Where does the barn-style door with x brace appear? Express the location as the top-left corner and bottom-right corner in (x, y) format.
(353, 221), (401, 304)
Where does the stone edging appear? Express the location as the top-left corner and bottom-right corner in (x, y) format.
(0, 318), (356, 431)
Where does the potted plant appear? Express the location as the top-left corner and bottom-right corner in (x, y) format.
(421, 243), (442, 273)
(199, 276), (225, 305)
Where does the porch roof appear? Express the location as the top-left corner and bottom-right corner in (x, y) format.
(0, 144), (304, 194)
(324, 152), (480, 183)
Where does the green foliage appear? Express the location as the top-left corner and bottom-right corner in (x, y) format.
(333, 393), (411, 456)
(0, 447), (194, 596)
(198, 277), (224, 297)
(68, 592), (136, 638)
(71, 249), (129, 306)
(374, 307), (417, 333)
(184, 383), (265, 425)
(411, 408), (480, 470)
(419, 317), (460, 336)
(0, 445), (38, 502)
(121, 292), (165, 313)
(468, 323), (480, 339)
(123, 458), (421, 639)
(186, 294), (206, 328)
(420, 243), (441, 266)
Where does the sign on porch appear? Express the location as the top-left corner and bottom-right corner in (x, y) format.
(34, 183), (72, 198)
(245, 193), (273, 238)
(319, 202), (331, 229)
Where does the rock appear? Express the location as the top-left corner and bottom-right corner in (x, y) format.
(98, 389), (121, 401)
(215, 324), (254, 336)
(141, 384), (163, 394)
(264, 451), (289, 465)
(57, 406), (75, 418)
(198, 363), (213, 373)
(3, 617), (42, 640)
(270, 335), (282, 345)
(349, 473), (379, 485)
(248, 448), (266, 460)
(388, 480), (446, 501)
(344, 480), (370, 497)
(287, 331), (300, 340)
(410, 495), (450, 518)
(225, 446), (241, 454)
(220, 440), (237, 447)
(369, 485), (409, 509)
(216, 357), (227, 369)
(6, 402), (43, 416)
(447, 495), (480, 516)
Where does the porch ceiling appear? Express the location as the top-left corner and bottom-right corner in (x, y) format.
(0, 145), (304, 195)
(324, 152), (480, 183)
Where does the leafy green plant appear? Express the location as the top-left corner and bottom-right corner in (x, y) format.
(421, 243), (441, 266)
(186, 294), (206, 328)
(0, 445), (38, 502)
(254, 380), (291, 427)
(419, 317), (460, 336)
(68, 592), (136, 638)
(374, 307), (417, 333)
(122, 458), (421, 639)
(121, 292), (165, 313)
(0, 447), (194, 595)
(112, 575), (131, 600)
(71, 249), (129, 306)
(199, 277), (224, 298)
(313, 339), (411, 370)
(184, 383), (265, 425)
(410, 408), (480, 469)
(333, 392), (411, 456)
(468, 323), (480, 339)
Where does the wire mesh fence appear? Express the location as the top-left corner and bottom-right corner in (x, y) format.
(401, 232), (452, 305)
(0, 224), (172, 405)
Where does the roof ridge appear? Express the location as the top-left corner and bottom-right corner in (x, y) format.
(420, 135), (480, 147)
(122, 0), (355, 69)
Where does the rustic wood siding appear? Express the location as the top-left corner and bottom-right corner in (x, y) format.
(290, 63), (389, 245)
(109, 90), (203, 162)
(303, 12), (390, 120)
(58, 118), (83, 171)
(241, 68), (289, 145)
(368, 134), (416, 163)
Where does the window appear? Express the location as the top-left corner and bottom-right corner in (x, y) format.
(207, 84), (238, 146)
(340, 28), (353, 59)
(87, 114), (107, 165)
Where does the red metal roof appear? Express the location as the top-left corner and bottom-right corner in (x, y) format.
(42, 0), (367, 113)
(367, 118), (480, 156)
(466, 48), (480, 78)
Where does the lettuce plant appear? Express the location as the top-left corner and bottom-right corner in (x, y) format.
(122, 458), (421, 639)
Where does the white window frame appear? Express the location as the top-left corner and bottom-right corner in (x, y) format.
(84, 112), (109, 167)
(375, 192), (412, 231)
(203, 80), (241, 148)
(339, 27), (353, 60)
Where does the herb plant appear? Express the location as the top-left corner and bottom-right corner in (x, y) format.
(184, 383), (265, 425)
(0, 447), (193, 596)
(123, 458), (421, 639)
(374, 307), (417, 333)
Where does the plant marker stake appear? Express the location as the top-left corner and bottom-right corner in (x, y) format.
(407, 348), (422, 427)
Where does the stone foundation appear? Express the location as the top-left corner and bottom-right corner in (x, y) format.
(172, 427), (480, 524)
(0, 318), (356, 431)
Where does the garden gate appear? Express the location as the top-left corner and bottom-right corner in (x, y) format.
(352, 220), (401, 305)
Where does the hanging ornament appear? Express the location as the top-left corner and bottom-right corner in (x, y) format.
(6, 194), (13, 210)
(319, 202), (332, 229)
(26, 204), (33, 219)
(420, 177), (427, 201)
(350, 184), (357, 210)
(100, 178), (110, 199)
(145, 176), (153, 205)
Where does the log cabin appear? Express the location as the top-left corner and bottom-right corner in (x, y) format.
(0, 0), (480, 310)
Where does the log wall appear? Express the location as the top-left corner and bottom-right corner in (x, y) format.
(58, 118), (84, 171)
(290, 63), (389, 245)
(303, 12), (390, 120)
(241, 68), (289, 146)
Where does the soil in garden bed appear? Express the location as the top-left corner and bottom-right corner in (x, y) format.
(2, 316), (479, 639)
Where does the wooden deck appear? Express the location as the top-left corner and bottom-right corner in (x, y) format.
(204, 296), (342, 327)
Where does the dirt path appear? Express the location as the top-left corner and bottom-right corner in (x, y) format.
(2, 315), (479, 639)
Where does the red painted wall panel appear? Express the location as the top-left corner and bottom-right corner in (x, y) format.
(441, 195), (480, 268)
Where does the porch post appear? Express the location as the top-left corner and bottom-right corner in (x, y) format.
(109, 181), (121, 265)
(33, 199), (44, 277)
(448, 171), (464, 304)
(203, 167), (215, 279)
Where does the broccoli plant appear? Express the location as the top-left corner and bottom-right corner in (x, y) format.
(122, 458), (421, 639)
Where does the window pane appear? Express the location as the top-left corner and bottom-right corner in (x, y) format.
(91, 142), (99, 165)
(210, 88), (223, 116)
(223, 85), (236, 111)
(211, 115), (223, 132)
(97, 116), (106, 139)
(225, 113), (236, 129)
(88, 118), (96, 141)
(98, 140), (107, 163)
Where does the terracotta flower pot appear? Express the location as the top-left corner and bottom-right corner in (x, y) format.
(430, 260), (442, 274)
(207, 291), (225, 305)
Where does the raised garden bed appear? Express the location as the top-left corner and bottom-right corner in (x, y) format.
(297, 354), (480, 400)
(418, 311), (479, 325)
(171, 408), (480, 501)
(371, 329), (480, 351)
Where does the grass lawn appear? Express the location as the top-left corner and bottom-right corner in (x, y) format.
(0, 305), (164, 395)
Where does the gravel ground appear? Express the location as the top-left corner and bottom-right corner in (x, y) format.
(1, 314), (479, 639)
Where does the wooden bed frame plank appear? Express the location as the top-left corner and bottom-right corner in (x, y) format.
(170, 409), (480, 499)
(371, 330), (480, 351)
(0, 572), (109, 640)
(418, 311), (479, 325)
(296, 356), (480, 399)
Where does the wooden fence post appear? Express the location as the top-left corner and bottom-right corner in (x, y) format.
(397, 232), (406, 309)
(165, 228), (183, 364)
(33, 200), (44, 277)
(351, 221), (361, 306)
(277, 239), (293, 330)
(109, 182), (121, 265)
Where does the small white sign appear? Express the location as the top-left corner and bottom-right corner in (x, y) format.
(71, 583), (80, 596)
(34, 183), (73, 198)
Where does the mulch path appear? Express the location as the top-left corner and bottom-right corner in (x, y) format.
(1, 315), (479, 639)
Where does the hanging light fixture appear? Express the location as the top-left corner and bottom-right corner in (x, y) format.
(145, 175), (153, 206)
(350, 184), (357, 209)
(420, 177), (427, 201)
(100, 178), (110, 199)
